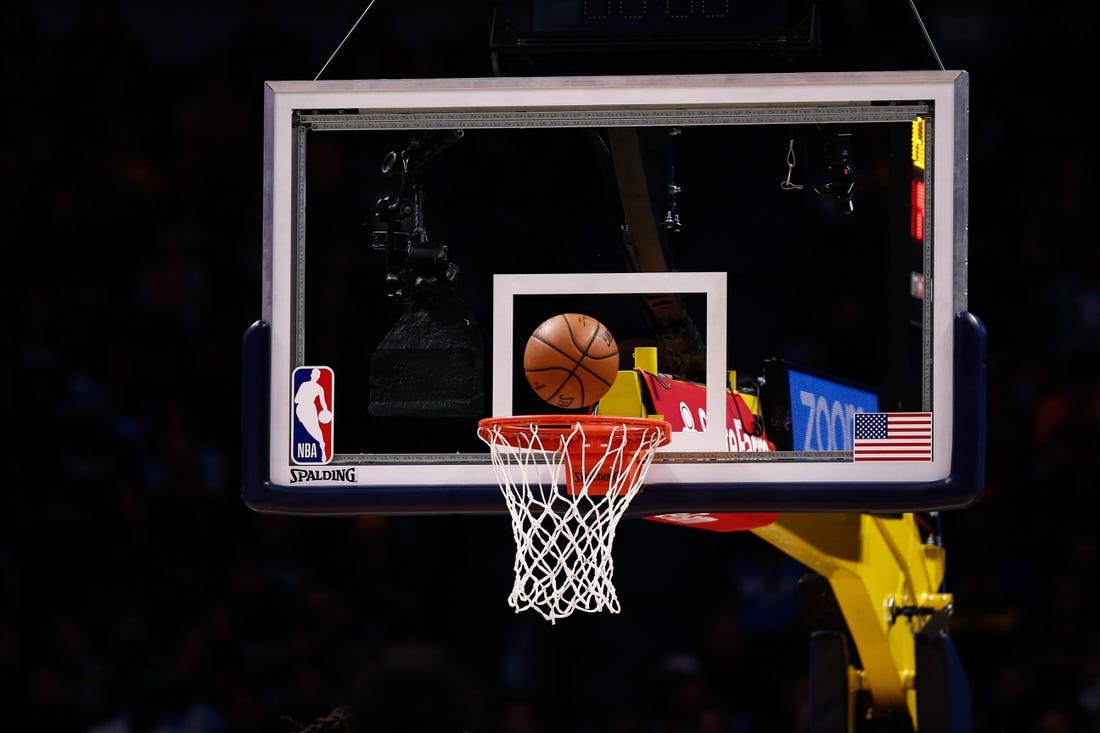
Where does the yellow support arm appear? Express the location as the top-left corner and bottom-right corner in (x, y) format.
(752, 513), (953, 728)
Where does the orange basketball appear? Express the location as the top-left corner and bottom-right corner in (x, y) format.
(524, 313), (620, 409)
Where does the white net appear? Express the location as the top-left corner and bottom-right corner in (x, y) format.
(477, 416), (670, 623)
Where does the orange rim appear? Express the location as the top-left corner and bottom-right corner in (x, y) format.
(478, 414), (672, 447)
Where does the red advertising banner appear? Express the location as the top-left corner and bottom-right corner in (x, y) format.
(637, 372), (779, 532)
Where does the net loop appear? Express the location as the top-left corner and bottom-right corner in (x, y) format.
(477, 415), (671, 623)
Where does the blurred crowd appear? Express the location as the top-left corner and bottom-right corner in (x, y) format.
(6, 2), (1100, 732)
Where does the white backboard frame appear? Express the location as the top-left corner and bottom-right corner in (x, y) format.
(243, 70), (983, 515)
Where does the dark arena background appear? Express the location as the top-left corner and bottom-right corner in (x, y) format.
(8, 2), (1100, 731)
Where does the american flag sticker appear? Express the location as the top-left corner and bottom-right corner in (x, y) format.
(853, 412), (932, 462)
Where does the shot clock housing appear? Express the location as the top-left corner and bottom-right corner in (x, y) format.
(489, 0), (823, 73)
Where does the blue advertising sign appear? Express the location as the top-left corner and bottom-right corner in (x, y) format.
(787, 369), (880, 451)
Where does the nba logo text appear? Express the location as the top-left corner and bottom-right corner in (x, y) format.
(291, 366), (334, 464)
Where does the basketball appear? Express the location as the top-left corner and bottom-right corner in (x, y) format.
(524, 313), (620, 409)
(317, 409), (333, 424)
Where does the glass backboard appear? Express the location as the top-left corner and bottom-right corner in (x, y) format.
(242, 70), (985, 516)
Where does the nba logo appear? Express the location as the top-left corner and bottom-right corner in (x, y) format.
(291, 366), (334, 464)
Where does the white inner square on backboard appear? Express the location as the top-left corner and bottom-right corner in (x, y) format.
(493, 272), (728, 453)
